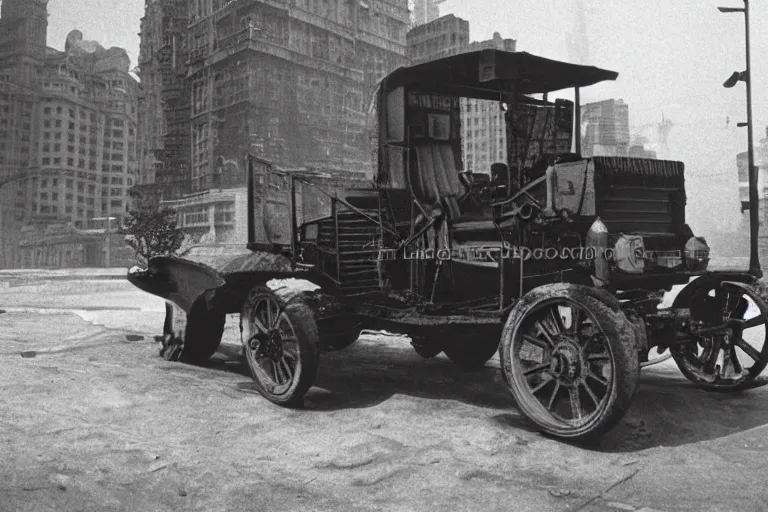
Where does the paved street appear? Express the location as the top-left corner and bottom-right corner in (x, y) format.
(2, 268), (768, 512)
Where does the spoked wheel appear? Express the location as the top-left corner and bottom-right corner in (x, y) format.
(500, 284), (639, 441)
(671, 280), (768, 391)
(240, 286), (319, 406)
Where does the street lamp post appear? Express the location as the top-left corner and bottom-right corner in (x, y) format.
(719, 0), (761, 277)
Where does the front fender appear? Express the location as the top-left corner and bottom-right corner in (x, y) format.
(127, 256), (226, 314)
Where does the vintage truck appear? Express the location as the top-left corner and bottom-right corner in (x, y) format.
(128, 49), (768, 441)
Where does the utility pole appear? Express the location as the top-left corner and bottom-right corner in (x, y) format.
(720, 0), (761, 277)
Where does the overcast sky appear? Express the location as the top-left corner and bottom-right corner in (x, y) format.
(43, 0), (768, 235)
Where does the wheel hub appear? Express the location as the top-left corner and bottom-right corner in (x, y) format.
(550, 339), (583, 385)
(250, 330), (284, 362)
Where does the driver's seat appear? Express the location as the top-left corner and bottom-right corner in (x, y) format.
(412, 142), (464, 222)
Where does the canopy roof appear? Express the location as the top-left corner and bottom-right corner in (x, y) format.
(382, 49), (619, 98)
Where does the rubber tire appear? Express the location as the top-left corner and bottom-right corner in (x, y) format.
(499, 283), (640, 441)
(671, 277), (768, 392)
(241, 287), (320, 407)
(410, 335), (443, 359)
(178, 298), (226, 365)
(442, 333), (501, 370)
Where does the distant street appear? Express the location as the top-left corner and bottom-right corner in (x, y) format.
(2, 268), (768, 512)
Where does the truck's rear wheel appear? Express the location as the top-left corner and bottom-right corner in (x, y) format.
(442, 331), (500, 370)
(499, 284), (639, 441)
(240, 286), (319, 406)
(161, 298), (225, 365)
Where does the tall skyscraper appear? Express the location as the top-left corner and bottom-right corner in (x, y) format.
(136, 0), (190, 202)
(38, 31), (140, 224)
(135, 0), (410, 246)
(581, 99), (630, 157)
(172, 0), (410, 192)
(406, 16), (516, 175)
(406, 13), (469, 65)
(412, 0), (440, 27)
(0, 0), (48, 267)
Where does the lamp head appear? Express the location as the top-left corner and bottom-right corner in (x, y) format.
(723, 70), (747, 88)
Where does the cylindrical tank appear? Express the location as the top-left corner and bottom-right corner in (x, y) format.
(586, 217), (610, 284)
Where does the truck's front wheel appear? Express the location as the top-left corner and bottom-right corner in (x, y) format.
(499, 284), (639, 441)
(240, 286), (319, 406)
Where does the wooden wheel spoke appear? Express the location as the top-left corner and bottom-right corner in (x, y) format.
(581, 381), (600, 408)
(546, 381), (561, 411)
(568, 387), (583, 421)
(734, 337), (762, 361)
(587, 370), (608, 387)
(726, 346), (743, 376)
(571, 307), (583, 337)
(250, 312), (268, 334)
(524, 362), (550, 377)
(534, 320), (555, 346)
(269, 301), (282, 329)
(529, 377), (551, 395)
(282, 345), (299, 361)
(271, 360), (283, 383)
(279, 357), (294, 381)
(586, 353), (610, 362)
(523, 334), (549, 350)
(550, 306), (566, 334)
(743, 315), (766, 329)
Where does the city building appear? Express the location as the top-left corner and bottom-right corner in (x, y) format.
(406, 16), (516, 175)
(136, 0), (410, 238)
(411, 0), (442, 27)
(0, 0), (140, 268)
(580, 99), (630, 158)
(136, 0), (190, 201)
(17, 217), (134, 268)
(737, 150), (768, 215)
(0, 0), (48, 267)
(37, 31), (139, 227)
(461, 32), (516, 174)
(160, 187), (249, 247)
(406, 14), (468, 65)
(181, 0), (409, 193)
(628, 145), (657, 159)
